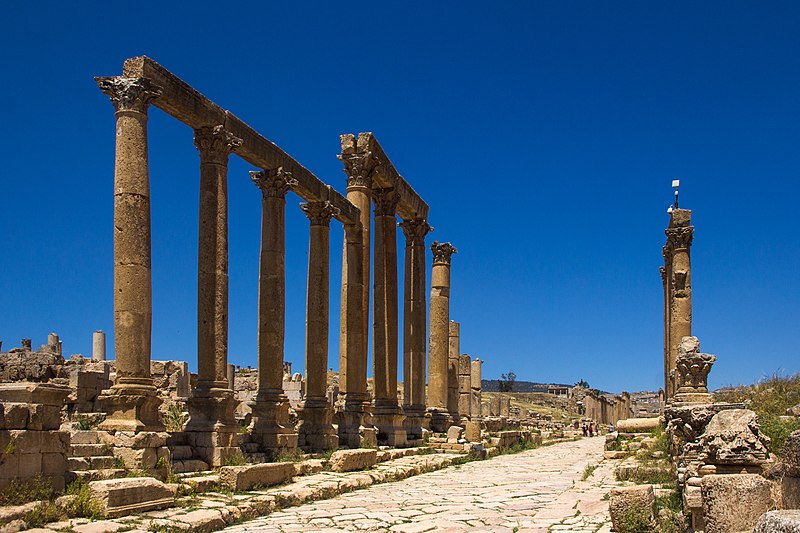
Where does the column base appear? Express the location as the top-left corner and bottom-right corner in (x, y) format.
(111, 430), (171, 476)
(426, 407), (452, 433)
(248, 390), (298, 452)
(297, 397), (338, 452)
(98, 381), (164, 433)
(402, 404), (426, 440)
(373, 400), (407, 447)
(185, 387), (240, 467)
(338, 393), (377, 448)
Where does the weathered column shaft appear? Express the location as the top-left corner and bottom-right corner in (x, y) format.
(448, 321), (460, 420)
(340, 223), (366, 399)
(664, 208), (693, 399)
(92, 330), (107, 362)
(428, 242), (457, 431)
(195, 126), (241, 389)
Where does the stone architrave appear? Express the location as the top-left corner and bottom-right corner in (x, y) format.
(427, 241), (457, 432)
(672, 336), (715, 405)
(371, 188), (406, 446)
(95, 75), (164, 433)
(664, 208), (694, 399)
(447, 321), (460, 423)
(399, 218), (431, 439)
(248, 168), (299, 452)
(297, 201), (340, 451)
(338, 147), (379, 448)
(185, 125), (241, 466)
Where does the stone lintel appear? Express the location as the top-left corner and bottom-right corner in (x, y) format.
(118, 56), (359, 225)
(341, 132), (429, 221)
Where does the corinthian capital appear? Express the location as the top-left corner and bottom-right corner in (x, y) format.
(95, 76), (162, 113)
(372, 188), (400, 216)
(666, 226), (694, 250)
(301, 201), (339, 226)
(399, 218), (432, 246)
(431, 241), (457, 265)
(250, 167), (298, 198)
(194, 126), (242, 164)
(338, 151), (379, 190)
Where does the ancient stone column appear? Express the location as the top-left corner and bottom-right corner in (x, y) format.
(470, 358), (483, 420)
(297, 201), (339, 451)
(427, 241), (457, 432)
(661, 257), (670, 400)
(95, 76), (164, 432)
(448, 321), (460, 423)
(227, 364), (235, 390)
(92, 330), (106, 362)
(371, 188), (406, 446)
(399, 218), (431, 440)
(248, 168), (299, 452)
(185, 126), (241, 466)
(338, 146), (379, 448)
(664, 208), (694, 399)
(458, 354), (472, 420)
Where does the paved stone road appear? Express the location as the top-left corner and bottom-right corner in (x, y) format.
(222, 437), (617, 532)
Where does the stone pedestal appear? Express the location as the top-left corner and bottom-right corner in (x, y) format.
(427, 242), (457, 432)
(297, 398), (338, 451)
(185, 388), (239, 467)
(248, 390), (298, 451)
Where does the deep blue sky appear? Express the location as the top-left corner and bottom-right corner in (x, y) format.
(2, 2), (798, 393)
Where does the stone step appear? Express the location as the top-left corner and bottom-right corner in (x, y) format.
(69, 455), (118, 470)
(171, 459), (210, 474)
(182, 474), (220, 493)
(70, 443), (110, 457)
(69, 468), (127, 482)
(171, 445), (194, 460)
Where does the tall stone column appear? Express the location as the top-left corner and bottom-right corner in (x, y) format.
(664, 208), (694, 399)
(448, 321), (460, 423)
(470, 358), (482, 420)
(399, 218), (431, 440)
(92, 330), (106, 362)
(249, 168), (299, 452)
(371, 188), (406, 446)
(427, 241), (457, 432)
(185, 125), (241, 466)
(338, 150), (378, 447)
(95, 76), (163, 432)
(297, 201), (339, 451)
(661, 255), (670, 400)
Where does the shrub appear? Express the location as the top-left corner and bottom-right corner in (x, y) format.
(23, 501), (64, 528)
(0, 475), (56, 506)
(222, 451), (247, 467)
(162, 405), (187, 432)
(63, 478), (103, 519)
(759, 414), (800, 456)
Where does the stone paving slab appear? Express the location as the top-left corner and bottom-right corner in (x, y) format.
(220, 437), (617, 532)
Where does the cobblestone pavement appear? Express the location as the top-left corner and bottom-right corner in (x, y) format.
(222, 437), (617, 532)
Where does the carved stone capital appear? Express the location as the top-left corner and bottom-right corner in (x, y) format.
(399, 218), (432, 246)
(372, 188), (400, 216)
(675, 336), (715, 394)
(666, 226), (694, 250)
(301, 201), (339, 226)
(95, 76), (162, 114)
(431, 241), (457, 265)
(250, 167), (298, 198)
(194, 126), (242, 164)
(338, 151), (379, 190)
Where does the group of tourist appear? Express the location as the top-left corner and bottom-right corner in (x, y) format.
(581, 422), (595, 437)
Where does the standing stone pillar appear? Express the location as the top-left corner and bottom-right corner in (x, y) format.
(470, 358), (482, 420)
(664, 208), (693, 399)
(458, 353), (472, 420)
(427, 241), (457, 432)
(92, 330), (106, 362)
(447, 321), (460, 423)
(338, 147), (379, 447)
(399, 218), (431, 440)
(661, 257), (670, 400)
(95, 76), (163, 432)
(297, 201), (340, 451)
(185, 125), (241, 466)
(371, 188), (406, 446)
(248, 168), (299, 452)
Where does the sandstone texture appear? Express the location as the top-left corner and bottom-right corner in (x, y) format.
(329, 449), (377, 472)
(608, 485), (655, 533)
(89, 477), (174, 517)
(784, 429), (800, 476)
(753, 510), (800, 533)
(701, 473), (773, 533)
(218, 462), (295, 491)
(615, 417), (660, 433)
(699, 409), (770, 465)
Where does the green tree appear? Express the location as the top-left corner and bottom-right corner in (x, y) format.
(499, 371), (517, 392)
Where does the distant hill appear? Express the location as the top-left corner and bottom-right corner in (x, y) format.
(482, 380), (572, 393)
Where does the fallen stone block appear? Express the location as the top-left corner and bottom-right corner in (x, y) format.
(464, 421), (481, 442)
(701, 473), (773, 533)
(784, 430), (800, 477)
(218, 462), (295, 491)
(446, 425), (463, 443)
(754, 510), (800, 532)
(89, 477), (174, 517)
(178, 508), (227, 532)
(608, 485), (655, 533)
(615, 417), (661, 432)
(329, 449), (377, 472)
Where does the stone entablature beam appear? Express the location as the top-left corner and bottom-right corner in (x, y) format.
(120, 56), (359, 225)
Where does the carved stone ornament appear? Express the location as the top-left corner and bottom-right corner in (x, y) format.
(666, 225), (694, 249)
(250, 167), (298, 198)
(338, 151), (379, 189)
(431, 241), (457, 264)
(698, 409), (770, 466)
(193, 125), (242, 164)
(399, 218), (433, 245)
(95, 76), (162, 113)
(301, 201), (339, 226)
(372, 188), (400, 216)
(674, 336), (715, 394)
